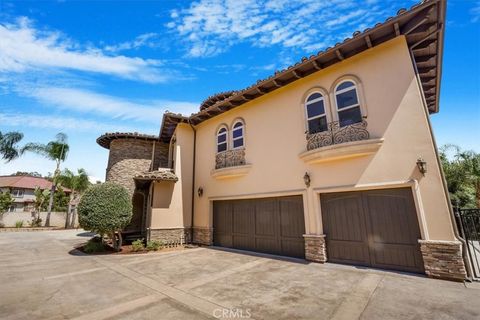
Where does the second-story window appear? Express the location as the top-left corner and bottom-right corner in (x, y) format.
(232, 121), (244, 149)
(335, 81), (362, 127)
(217, 127), (228, 153)
(305, 92), (328, 134)
(11, 189), (24, 198)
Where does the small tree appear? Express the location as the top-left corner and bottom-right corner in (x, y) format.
(32, 187), (50, 226)
(77, 183), (132, 251)
(0, 191), (13, 225)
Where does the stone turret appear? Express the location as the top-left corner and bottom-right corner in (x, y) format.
(97, 132), (169, 195)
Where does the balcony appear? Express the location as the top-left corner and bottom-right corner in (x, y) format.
(212, 149), (251, 179)
(299, 120), (383, 164)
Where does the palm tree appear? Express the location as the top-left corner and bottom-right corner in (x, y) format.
(23, 133), (69, 226)
(57, 168), (90, 228)
(0, 131), (24, 162)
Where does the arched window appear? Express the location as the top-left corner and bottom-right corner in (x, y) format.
(305, 92), (328, 134)
(232, 121), (244, 149)
(335, 81), (362, 127)
(217, 127), (228, 153)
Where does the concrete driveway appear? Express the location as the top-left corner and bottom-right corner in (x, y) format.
(0, 230), (479, 320)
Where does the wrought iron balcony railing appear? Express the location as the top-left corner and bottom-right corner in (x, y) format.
(215, 149), (246, 169)
(306, 120), (370, 151)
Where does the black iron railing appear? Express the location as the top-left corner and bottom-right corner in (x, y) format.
(215, 149), (246, 169)
(306, 120), (370, 151)
(455, 208), (480, 279)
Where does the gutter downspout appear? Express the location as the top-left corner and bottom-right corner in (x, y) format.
(188, 119), (197, 244)
(409, 47), (473, 281)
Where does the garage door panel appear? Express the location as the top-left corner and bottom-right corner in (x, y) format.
(232, 200), (255, 235)
(371, 244), (423, 271)
(281, 239), (305, 259)
(279, 199), (306, 238)
(213, 201), (232, 247)
(321, 188), (424, 273)
(327, 241), (371, 265)
(255, 199), (277, 237)
(213, 196), (305, 259)
(322, 194), (367, 242)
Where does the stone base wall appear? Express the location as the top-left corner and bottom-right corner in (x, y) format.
(419, 240), (466, 281)
(149, 228), (191, 244)
(193, 227), (213, 245)
(304, 234), (327, 263)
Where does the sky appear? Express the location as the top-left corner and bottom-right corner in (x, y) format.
(0, 0), (479, 182)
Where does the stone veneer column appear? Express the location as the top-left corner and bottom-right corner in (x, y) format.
(304, 234), (327, 263)
(419, 240), (466, 281)
(149, 228), (191, 243)
(193, 227), (213, 245)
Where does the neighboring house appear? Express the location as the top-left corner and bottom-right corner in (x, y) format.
(0, 175), (51, 212)
(97, 1), (467, 281)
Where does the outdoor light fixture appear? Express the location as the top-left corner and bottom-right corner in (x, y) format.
(303, 172), (311, 188)
(416, 157), (427, 175)
(197, 187), (204, 197)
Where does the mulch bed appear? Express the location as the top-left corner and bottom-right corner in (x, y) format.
(75, 242), (193, 255)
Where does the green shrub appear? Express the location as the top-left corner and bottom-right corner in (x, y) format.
(146, 240), (163, 251)
(83, 237), (106, 253)
(29, 217), (42, 227)
(77, 183), (132, 251)
(131, 238), (145, 252)
(15, 220), (23, 228)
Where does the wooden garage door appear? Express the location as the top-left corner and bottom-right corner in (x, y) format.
(213, 196), (306, 258)
(321, 188), (424, 273)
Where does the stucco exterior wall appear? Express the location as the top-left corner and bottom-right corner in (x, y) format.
(149, 125), (193, 230)
(192, 36), (455, 241)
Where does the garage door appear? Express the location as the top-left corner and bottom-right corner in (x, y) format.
(213, 196), (306, 258)
(321, 188), (424, 273)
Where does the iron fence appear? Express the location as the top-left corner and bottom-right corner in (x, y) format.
(455, 208), (480, 280)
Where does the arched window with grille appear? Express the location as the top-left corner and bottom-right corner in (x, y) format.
(335, 80), (362, 127)
(231, 120), (244, 149)
(305, 92), (328, 134)
(217, 126), (228, 153)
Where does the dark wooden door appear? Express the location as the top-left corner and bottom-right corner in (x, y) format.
(321, 188), (424, 273)
(213, 196), (306, 258)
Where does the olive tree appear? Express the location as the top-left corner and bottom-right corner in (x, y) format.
(77, 183), (132, 251)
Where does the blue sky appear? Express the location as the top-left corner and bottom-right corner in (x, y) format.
(0, 0), (479, 181)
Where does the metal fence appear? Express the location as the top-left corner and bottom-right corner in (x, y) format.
(455, 208), (480, 280)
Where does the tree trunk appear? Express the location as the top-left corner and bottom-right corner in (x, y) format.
(45, 184), (55, 227)
(70, 206), (77, 229)
(65, 193), (73, 229)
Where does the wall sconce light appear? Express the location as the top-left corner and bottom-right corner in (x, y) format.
(197, 187), (204, 197)
(303, 172), (311, 188)
(416, 157), (427, 176)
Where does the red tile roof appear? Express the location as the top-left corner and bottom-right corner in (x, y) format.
(0, 175), (70, 192)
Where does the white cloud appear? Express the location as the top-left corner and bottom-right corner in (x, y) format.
(471, 1), (480, 23)
(0, 17), (168, 83)
(168, 0), (399, 57)
(104, 33), (160, 52)
(15, 86), (199, 123)
(0, 112), (141, 133)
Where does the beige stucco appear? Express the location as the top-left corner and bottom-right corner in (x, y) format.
(148, 124), (194, 230)
(189, 36), (455, 241)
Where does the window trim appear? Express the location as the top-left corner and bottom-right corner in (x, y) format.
(305, 92), (328, 134)
(330, 75), (367, 123)
(11, 189), (24, 198)
(301, 87), (331, 135)
(216, 125), (229, 153)
(231, 119), (245, 150)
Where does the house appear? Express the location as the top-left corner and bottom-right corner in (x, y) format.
(97, 0), (467, 281)
(0, 175), (57, 212)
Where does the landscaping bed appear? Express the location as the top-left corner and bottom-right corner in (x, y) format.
(75, 237), (193, 255)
